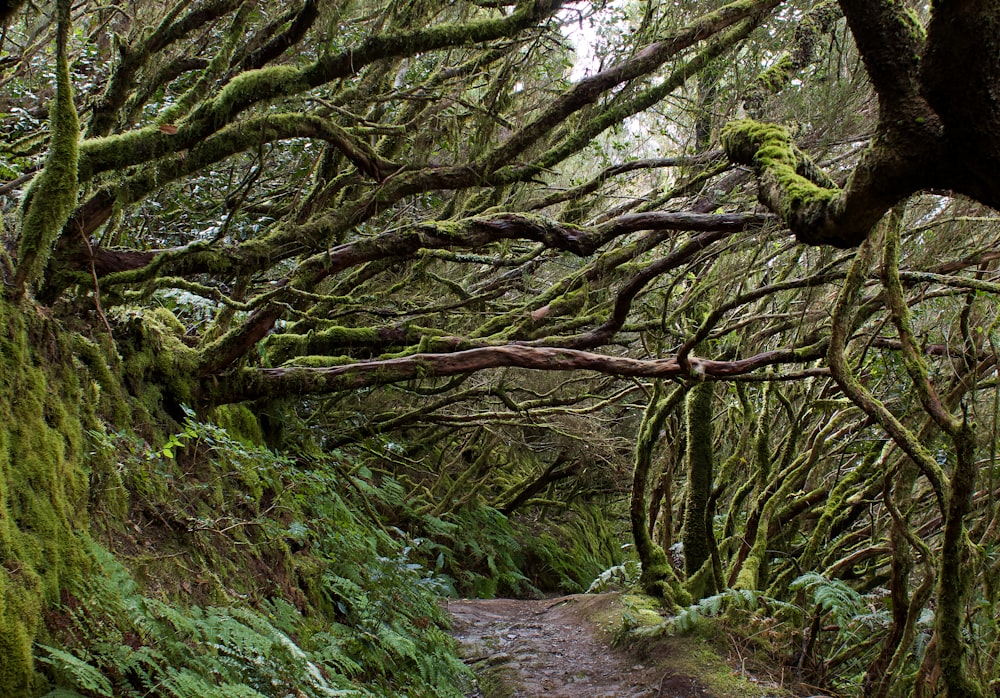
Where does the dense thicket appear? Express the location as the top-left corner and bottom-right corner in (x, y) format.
(3, 0), (1000, 695)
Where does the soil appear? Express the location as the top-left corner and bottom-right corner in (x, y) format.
(447, 593), (788, 698)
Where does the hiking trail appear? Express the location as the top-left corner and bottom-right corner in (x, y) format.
(447, 593), (793, 698)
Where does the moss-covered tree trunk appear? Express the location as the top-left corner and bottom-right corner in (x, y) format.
(11, 0), (78, 298)
(631, 383), (690, 606)
(681, 380), (716, 597)
(936, 421), (985, 698)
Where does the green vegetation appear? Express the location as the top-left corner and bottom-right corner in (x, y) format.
(0, 301), (89, 695)
(47, 425), (474, 698)
(33, 397), (610, 696)
(2, 0), (1000, 695)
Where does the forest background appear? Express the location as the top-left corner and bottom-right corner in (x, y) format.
(2, 0), (1000, 696)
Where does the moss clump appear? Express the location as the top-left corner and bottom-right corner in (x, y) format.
(209, 404), (266, 446)
(70, 335), (130, 426)
(640, 546), (692, 608)
(110, 306), (199, 416)
(281, 354), (355, 368)
(619, 593), (668, 629)
(757, 54), (794, 92)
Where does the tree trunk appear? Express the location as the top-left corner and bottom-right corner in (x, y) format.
(631, 383), (690, 605)
(682, 380), (716, 588)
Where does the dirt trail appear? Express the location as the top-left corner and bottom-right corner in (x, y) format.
(447, 594), (714, 698)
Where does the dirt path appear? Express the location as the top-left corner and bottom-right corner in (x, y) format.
(447, 594), (715, 698)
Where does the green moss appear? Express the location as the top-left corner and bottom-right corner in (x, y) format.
(682, 381), (714, 583)
(211, 65), (305, 125)
(110, 306), (199, 412)
(149, 306), (186, 334)
(281, 354), (355, 368)
(757, 54), (793, 92)
(654, 621), (791, 697)
(721, 120), (791, 164)
(264, 326), (380, 364)
(640, 546), (692, 607)
(902, 7), (927, 42)
(14, 0), (79, 293)
(620, 593), (667, 626)
(0, 299), (92, 693)
(752, 382), (771, 491)
(720, 118), (839, 220)
(722, 119), (842, 229)
(547, 286), (588, 317)
(209, 404), (266, 446)
(684, 558), (717, 601)
(76, 125), (164, 183)
(70, 336), (130, 426)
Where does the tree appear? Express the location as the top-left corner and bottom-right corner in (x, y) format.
(4, 0), (1000, 694)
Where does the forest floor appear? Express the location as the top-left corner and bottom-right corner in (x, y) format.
(447, 593), (796, 698)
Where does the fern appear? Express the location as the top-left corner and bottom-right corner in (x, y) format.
(664, 587), (796, 635)
(587, 559), (641, 593)
(789, 572), (864, 627)
(36, 646), (113, 698)
(158, 670), (272, 698)
(46, 415), (481, 698)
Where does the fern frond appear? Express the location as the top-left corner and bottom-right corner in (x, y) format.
(36, 646), (113, 698)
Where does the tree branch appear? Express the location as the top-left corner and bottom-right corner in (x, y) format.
(203, 342), (827, 405)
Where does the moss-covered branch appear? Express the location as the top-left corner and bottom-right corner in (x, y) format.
(153, 2), (257, 128)
(480, 0), (779, 173)
(881, 209), (962, 434)
(721, 120), (851, 244)
(237, 0), (318, 71)
(12, 0), (78, 297)
(78, 0), (566, 179)
(86, 0), (244, 139)
(191, 212), (773, 375)
(263, 324), (481, 365)
(498, 14), (766, 183)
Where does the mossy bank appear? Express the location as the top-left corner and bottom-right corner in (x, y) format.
(0, 299), (92, 694)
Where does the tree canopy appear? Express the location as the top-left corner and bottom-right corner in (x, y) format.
(4, 0), (1000, 695)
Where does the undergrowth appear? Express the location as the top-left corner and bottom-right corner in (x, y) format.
(38, 403), (626, 696)
(511, 503), (628, 595)
(623, 569), (931, 695)
(44, 410), (474, 697)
